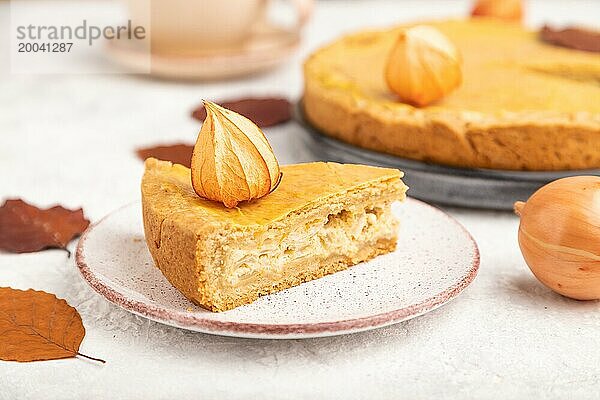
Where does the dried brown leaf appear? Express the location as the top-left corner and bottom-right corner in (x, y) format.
(135, 143), (194, 168)
(540, 25), (600, 53)
(0, 199), (89, 254)
(0, 287), (104, 363)
(191, 97), (292, 127)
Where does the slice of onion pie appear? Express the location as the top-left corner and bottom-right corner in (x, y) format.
(141, 158), (407, 312)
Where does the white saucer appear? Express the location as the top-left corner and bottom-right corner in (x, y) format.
(105, 22), (300, 80)
(76, 199), (479, 339)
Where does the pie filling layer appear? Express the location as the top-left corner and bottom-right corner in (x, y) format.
(222, 201), (398, 287)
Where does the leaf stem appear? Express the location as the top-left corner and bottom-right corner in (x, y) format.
(76, 352), (106, 364)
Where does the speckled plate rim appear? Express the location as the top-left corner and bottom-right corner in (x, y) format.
(75, 198), (480, 339)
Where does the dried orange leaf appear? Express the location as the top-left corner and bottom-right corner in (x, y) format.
(0, 199), (89, 253)
(0, 287), (104, 363)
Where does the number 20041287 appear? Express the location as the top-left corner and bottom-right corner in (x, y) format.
(18, 42), (73, 52)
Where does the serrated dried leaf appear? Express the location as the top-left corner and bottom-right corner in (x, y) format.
(191, 101), (281, 208)
(0, 199), (89, 253)
(191, 97), (292, 127)
(136, 143), (194, 168)
(0, 287), (104, 363)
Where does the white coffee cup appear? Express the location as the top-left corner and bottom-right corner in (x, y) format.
(128, 0), (313, 55)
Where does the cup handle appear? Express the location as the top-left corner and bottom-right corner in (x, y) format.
(290, 0), (314, 29)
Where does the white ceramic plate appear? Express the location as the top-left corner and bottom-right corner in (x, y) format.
(76, 199), (479, 339)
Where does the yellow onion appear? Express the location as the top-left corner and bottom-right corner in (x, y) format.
(514, 176), (600, 300)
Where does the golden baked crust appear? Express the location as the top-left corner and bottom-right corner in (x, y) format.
(141, 158), (407, 312)
(303, 19), (600, 171)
